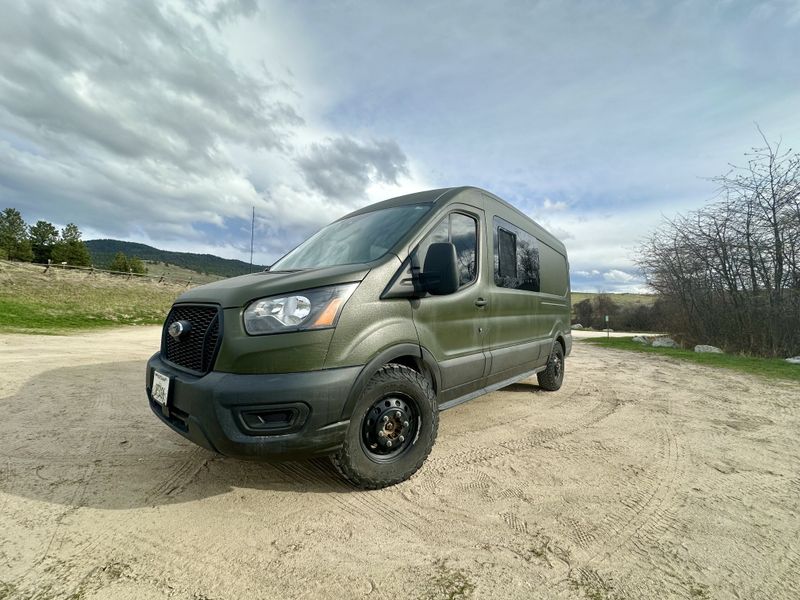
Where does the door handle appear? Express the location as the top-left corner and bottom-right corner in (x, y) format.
(474, 298), (488, 307)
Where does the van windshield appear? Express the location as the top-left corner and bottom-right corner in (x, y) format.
(271, 203), (432, 270)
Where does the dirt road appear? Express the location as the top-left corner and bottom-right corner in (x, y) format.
(1, 327), (798, 599)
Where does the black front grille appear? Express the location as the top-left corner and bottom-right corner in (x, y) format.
(163, 304), (221, 374)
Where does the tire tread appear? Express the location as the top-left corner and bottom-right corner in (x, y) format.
(332, 364), (437, 489)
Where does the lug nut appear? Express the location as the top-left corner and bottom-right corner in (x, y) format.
(403, 421), (409, 428)
(386, 440), (393, 448)
(378, 431), (386, 437)
(383, 415), (389, 423)
(399, 435), (405, 443)
(395, 411), (402, 419)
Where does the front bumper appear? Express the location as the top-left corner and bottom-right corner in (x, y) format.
(145, 353), (361, 459)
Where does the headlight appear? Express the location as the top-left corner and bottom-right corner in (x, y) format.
(243, 283), (359, 335)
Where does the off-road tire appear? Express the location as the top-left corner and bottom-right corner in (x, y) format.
(537, 342), (565, 391)
(332, 364), (438, 489)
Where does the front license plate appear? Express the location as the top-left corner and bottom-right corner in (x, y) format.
(152, 371), (170, 407)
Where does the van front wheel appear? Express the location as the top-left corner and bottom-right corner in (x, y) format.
(332, 364), (438, 489)
(537, 342), (565, 391)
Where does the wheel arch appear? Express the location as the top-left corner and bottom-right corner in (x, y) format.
(555, 334), (566, 356)
(339, 343), (442, 420)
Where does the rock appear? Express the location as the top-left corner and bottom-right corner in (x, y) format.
(571, 324), (583, 330)
(786, 356), (800, 365)
(631, 336), (649, 345)
(694, 345), (723, 354)
(652, 337), (679, 348)
(602, 328), (614, 332)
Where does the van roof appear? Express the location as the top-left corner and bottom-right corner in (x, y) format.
(342, 186), (567, 255)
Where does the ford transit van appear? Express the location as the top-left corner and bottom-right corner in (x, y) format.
(146, 187), (571, 488)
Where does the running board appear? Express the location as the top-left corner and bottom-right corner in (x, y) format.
(437, 366), (546, 412)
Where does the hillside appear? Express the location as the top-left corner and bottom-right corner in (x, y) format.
(0, 260), (184, 332)
(571, 292), (656, 307)
(85, 239), (266, 279)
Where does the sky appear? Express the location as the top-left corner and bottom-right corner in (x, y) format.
(1, 0), (799, 292)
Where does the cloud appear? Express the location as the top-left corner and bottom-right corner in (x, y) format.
(570, 268), (648, 294)
(296, 137), (409, 200)
(2, 0), (798, 281)
(542, 197), (568, 211)
(0, 0), (420, 263)
(573, 269), (600, 278)
(603, 269), (638, 283)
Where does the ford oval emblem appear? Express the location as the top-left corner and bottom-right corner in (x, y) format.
(168, 320), (191, 340)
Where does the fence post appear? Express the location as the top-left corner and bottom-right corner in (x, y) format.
(43, 259), (51, 273)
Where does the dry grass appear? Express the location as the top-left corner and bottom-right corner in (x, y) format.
(0, 260), (188, 333)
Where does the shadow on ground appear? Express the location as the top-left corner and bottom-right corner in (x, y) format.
(0, 361), (552, 510)
(0, 361), (361, 510)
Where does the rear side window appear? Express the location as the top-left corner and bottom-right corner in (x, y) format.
(416, 212), (478, 288)
(493, 216), (540, 292)
(497, 228), (517, 278)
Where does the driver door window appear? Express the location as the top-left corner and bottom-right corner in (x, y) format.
(416, 212), (478, 288)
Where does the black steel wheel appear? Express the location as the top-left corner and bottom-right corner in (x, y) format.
(537, 342), (565, 391)
(332, 364), (437, 489)
(360, 393), (419, 462)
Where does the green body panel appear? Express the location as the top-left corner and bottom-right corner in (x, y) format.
(215, 307), (334, 373)
(405, 199), (489, 390)
(166, 186), (570, 378)
(177, 263), (371, 309)
(480, 191), (570, 374)
(325, 258), (419, 368)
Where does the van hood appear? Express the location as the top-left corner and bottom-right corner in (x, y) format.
(175, 263), (372, 309)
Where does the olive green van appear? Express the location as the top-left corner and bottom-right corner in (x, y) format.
(146, 187), (571, 488)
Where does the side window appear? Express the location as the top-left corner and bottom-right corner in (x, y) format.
(497, 228), (517, 278)
(416, 212), (479, 288)
(493, 216), (540, 292)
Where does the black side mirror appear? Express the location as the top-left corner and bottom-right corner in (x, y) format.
(420, 242), (459, 295)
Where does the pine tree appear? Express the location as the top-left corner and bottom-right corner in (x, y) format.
(109, 252), (129, 273)
(0, 208), (33, 262)
(51, 223), (91, 266)
(29, 220), (59, 263)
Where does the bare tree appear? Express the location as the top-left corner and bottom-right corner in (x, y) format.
(638, 130), (800, 357)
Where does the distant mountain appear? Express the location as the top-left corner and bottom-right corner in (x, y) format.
(85, 239), (266, 278)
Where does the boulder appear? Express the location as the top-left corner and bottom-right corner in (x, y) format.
(786, 356), (800, 365)
(571, 324), (583, 330)
(631, 336), (649, 345)
(652, 337), (679, 348)
(694, 345), (723, 354)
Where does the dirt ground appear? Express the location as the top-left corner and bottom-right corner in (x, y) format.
(1, 327), (798, 600)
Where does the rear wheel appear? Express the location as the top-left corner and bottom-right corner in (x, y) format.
(332, 364), (437, 489)
(537, 342), (565, 391)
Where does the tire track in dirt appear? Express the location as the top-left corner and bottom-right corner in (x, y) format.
(576, 390), (688, 600)
(94, 527), (371, 600)
(428, 390), (622, 472)
(24, 387), (117, 575)
(553, 347), (695, 597)
(143, 447), (210, 503)
(273, 459), (422, 536)
(448, 372), (593, 436)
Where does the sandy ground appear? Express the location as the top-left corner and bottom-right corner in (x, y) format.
(1, 327), (798, 600)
